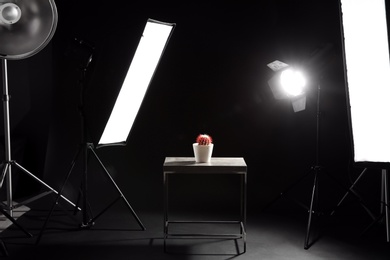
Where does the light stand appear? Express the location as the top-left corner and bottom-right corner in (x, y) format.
(376, 170), (389, 241)
(38, 18), (174, 242)
(37, 48), (145, 243)
(303, 81), (323, 249)
(0, 59), (79, 233)
(280, 79), (338, 249)
(267, 60), (334, 249)
(266, 75), (338, 249)
(360, 169), (389, 241)
(0, 1), (83, 254)
(270, 81), (326, 249)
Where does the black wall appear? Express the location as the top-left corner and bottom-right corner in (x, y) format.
(3, 0), (376, 216)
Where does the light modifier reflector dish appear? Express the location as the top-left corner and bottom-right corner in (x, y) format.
(98, 19), (174, 147)
(0, 0), (58, 60)
(340, 0), (390, 164)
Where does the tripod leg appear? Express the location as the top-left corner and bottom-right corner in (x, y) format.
(36, 147), (82, 244)
(81, 143), (90, 227)
(12, 162), (79, 209)
(0, 239), (7, 257)
(89, 147), (145, 230)
(304, 170), (319, 249)
(76, 184), (94, 222)
(0, 206), (32, 237)
(0, 162), (33, 237)
(0, 163), (9, 188)
(332, 168), (377, 220)
(264, 168), (313, 210)
(331, 168), (367, 215)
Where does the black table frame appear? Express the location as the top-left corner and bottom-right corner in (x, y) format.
(163, 157), (247, 254)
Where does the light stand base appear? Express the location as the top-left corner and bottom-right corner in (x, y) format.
(1, 58), (77, 238)
(37, 143), (145, 244)
(265, 164), (337, 249)
(0, 201), (32, 237)
(0, 160), (78, 237)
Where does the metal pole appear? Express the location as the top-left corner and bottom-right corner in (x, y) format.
(2, 59), (13, 216)
(383, 169), (389, 242)
(381, 169), (385, 214)
(163, 171), (168, 252)
(81, 143), (89, 227)
(316, 82), (321, 166)
(305, 170), (318, 249)
(304, 81), (322, 249)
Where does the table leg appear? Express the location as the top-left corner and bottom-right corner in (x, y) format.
(163, 172), (168, 252)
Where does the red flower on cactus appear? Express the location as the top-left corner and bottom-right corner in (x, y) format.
(196, 134), (213, 145)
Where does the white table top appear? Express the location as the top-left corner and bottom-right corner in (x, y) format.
(163, 157), (247, 174)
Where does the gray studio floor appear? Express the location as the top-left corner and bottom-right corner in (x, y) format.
(0, 197), (389, 260)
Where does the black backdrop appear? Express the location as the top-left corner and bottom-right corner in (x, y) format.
(2, 0), (375, 216)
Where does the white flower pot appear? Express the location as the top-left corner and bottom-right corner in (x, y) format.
(193, 143), (214, 163)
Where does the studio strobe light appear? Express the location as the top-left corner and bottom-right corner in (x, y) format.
(267, 60), (307, 113)
(0, 0), (77, 238)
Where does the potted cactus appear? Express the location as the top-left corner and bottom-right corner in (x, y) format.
(193, 134), (214, 162)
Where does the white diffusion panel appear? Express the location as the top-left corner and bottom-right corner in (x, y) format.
(98, 19), (174, 147)
(340, 0), (390, 163)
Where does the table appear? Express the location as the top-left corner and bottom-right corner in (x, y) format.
(163, 157), (247, 254)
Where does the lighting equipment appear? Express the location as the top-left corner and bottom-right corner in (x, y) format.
(267, 44), (336, 249)
(0, 0), (77, 236)
(267, 60), (307, 112)
(98, 19), (176, 147)
(38, 19), (175, 242)
(334, 0), (389, 242)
